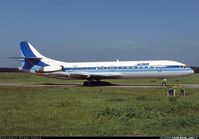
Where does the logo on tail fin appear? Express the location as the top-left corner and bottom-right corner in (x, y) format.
(20, 41), (48, 71)
(20, 41), (44, 58)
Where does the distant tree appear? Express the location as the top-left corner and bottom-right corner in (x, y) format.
(191, 67), (199, 73)
(0, 68), (22, 72)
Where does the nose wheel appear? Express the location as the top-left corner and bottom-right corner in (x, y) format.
(162, 79), (167, 86)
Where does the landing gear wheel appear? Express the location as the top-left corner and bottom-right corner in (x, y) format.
(162, 79), (167, 86)
(162, 82), (167, 86)
(83, 81), (90, 86)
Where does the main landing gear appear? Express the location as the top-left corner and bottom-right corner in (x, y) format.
(83, 80), (113, 86)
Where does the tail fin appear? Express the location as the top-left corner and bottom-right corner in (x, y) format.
(20, 41), (44, 58)
(19, 41), (48, 71)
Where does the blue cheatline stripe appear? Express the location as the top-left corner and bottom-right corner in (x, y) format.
(64, 68), (192, 73)
(65, 69), (191, 73)
(64, 65), (190, 71)
(20, 41), (36, 57)
(165, 65), (182, 68)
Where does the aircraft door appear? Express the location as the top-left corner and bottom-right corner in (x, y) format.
(158, 66), (162, 72)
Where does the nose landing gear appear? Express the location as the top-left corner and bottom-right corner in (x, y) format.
(162, 79), (167, 86)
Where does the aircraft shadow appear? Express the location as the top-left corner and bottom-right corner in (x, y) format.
(37, 82), (171, 87)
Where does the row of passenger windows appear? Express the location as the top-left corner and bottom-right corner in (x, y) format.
(66, 66), (168, 70)
(97, 66), (151, 70)
(66, 66), (152, 70)
(65, 65), (188, 70)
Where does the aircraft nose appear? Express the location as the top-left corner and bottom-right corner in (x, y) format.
(189, 68), (195, 74)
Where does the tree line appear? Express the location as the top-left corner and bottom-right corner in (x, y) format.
(0, 68), (22, 72)
(191, 66), (199, 73)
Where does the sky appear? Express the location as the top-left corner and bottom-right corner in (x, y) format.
(0, 0), (199, 67)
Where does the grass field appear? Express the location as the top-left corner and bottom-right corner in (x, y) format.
(0, 73), (199, 136)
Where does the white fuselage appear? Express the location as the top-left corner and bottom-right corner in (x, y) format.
(36, 59), (194, 80)
(18, 41), (194, 81)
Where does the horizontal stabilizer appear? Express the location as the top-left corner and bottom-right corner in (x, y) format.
(8, 57), (42, 61)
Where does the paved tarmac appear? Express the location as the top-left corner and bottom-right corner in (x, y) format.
(0, 83), (199, 88)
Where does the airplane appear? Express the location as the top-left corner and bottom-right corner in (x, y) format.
(11, 41), (194, 86)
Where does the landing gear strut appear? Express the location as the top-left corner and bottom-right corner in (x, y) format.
(162, 79), (167, 86)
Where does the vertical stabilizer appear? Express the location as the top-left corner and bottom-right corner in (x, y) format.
(19, 41), (48, 71)
(20, 41), (44, 58)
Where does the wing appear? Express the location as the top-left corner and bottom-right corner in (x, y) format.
(37, 71), (122, 80)
(68, 72), (122, 80)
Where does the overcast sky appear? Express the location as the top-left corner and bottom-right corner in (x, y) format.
(0, 0), (199, 67)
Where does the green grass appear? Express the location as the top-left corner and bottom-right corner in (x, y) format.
(0, 73), (199, 136)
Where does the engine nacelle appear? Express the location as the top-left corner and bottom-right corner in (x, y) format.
(36, 66), (64, 73)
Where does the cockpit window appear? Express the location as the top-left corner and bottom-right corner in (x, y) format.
(180, 65), (189, 68)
